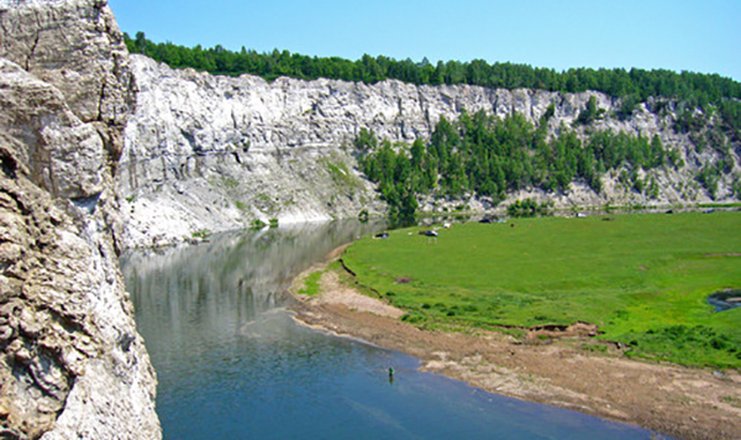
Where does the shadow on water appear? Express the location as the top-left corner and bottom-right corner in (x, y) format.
(121, 220), (667, 440)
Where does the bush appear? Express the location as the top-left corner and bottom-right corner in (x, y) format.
(696, 165), (721, 199)
(250, 219), (267, 230)
(575, 96), (605, 125)
(191, 229), (211, 239)
(507, 198), (553, 217)
(733, 179), (741, 199)
(616, 94), (640, 120)
(622, 325), (738, 368)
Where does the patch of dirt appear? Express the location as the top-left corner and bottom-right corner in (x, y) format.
(526, 322), (599, 342)
(288, 247), (741, 440)
(324, 243), (353, 261)
(395, 277), (412, 284)
(298, 271), (404, 319)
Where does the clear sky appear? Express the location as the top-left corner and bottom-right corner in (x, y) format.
(109, 0), (741, 80)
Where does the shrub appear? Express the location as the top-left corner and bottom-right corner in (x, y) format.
(250, 219), (267, 230)
(192, 229), (211, 239)
(507, 198), (553, 217)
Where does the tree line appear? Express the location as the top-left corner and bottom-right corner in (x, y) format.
(356, 110), (674, 222)
(124, 32), (740, 111)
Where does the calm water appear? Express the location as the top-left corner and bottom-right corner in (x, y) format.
(122, 221), (663, 439)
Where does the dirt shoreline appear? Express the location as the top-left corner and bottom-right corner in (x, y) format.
(287, 252), (740, 440)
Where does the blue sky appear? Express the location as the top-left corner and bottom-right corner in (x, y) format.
(109, 0), (741, 80)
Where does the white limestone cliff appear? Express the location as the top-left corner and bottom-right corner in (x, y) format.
(120, 55), (738, 248)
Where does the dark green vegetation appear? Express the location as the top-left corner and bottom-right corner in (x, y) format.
(191, 229), (211, 239)
(124, 32), (740, 111)
(342, 212), (741, 368)
(506, 198), (553, 218)
(357, 111), (673, 222)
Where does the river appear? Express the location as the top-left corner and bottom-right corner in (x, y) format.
(121, 220), (664, 439)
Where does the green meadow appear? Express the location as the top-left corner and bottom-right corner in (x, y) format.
(342, 212), (741, 368)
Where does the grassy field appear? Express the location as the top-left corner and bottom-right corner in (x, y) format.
(342, 212), (741, 368)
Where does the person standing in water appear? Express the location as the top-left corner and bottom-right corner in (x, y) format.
(388, 367), (394, 384)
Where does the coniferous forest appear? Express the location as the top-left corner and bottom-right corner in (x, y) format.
(356, 111), (673, 221)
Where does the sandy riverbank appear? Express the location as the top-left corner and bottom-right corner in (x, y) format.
(287, 251), (740, 440)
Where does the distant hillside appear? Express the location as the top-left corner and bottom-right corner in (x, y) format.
(124, 32), (740, 142)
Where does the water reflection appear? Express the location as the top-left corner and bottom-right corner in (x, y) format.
(122, 220), (382, 357)
(122, 220), (662, 440)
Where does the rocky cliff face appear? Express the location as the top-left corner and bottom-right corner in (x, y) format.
(120, 55), (738, 247)
(0, 1), (160, 438)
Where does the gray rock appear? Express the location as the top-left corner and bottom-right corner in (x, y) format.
(0, 59), (105, 199)
(0, 0), (135, 163)
(0, 0), (160, 439)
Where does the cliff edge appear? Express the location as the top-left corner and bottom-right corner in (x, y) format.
(0, 1), (160, 438)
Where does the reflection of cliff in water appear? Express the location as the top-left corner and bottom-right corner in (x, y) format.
(120, 220), (383, 359)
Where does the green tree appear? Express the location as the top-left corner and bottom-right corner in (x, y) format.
(575, 96), (605, 125)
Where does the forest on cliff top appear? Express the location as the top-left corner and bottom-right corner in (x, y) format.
(125, 32), (740, 141)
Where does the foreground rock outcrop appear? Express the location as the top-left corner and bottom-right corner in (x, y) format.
(120, 56), (738, 248)
(0, 1), (160, 438)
